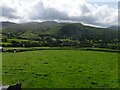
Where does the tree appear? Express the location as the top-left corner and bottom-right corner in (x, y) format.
(11, 41), (22, 47)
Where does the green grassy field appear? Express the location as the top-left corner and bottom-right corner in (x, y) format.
(3, 47), (120, 52)
(2, 50), (118, 88)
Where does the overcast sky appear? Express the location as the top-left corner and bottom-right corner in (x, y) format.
(0, 0), (119, 27)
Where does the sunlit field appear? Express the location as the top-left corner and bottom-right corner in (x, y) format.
(2, 50), (118, 88)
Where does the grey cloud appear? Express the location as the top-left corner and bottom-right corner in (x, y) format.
(1, 6), (20, 19)
(30, 2), (109, 27)
(118, 1), (120, 9)
(79, 4), (90, 14)
(0, 0), (117, 27)
(118, 1), (120, 26)
(1, 0), (114, 27)
(69, 16), (97, 24)
(30, 2), (69, 21)
(68, 16), (110, 27)
(70, 16), (107, 27)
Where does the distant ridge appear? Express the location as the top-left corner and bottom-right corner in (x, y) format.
(1, 20), (118, 41)
(39, 21), (58, 26)
(108, 26), (119, 30)
(22, 22), (39, 25)
(0, 21), (18, 27)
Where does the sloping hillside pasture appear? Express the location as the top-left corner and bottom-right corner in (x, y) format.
(2, 50), (118, 88)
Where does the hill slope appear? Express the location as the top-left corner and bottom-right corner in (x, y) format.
(1, 21), (118, 40)
(108, 26), (119, 30)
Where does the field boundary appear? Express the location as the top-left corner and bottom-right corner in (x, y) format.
(81, 48), (120, 53)
(1, 47), (120, 53)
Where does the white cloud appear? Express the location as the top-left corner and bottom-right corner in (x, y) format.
(0, 0), (118, 27)
(86, 0), (119, 2)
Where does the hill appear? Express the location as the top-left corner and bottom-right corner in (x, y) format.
(0, 21), (19, 27)
(108, 26), (119, 30)
(1, 21), (118, 41)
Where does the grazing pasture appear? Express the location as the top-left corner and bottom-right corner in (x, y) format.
(2, 50), (118, 88)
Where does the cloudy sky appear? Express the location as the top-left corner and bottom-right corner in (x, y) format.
(0, 0), (119, 27)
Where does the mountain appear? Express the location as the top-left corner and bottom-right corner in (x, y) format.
(108, 26), (119, 30)
(22, 21), (59, 26)
(22, 22), (39, 25)
(40, 21), (58, 25)
(0, 21), (19, 27)
(57, 23), (118, 40)
(1, 21), (118, 40)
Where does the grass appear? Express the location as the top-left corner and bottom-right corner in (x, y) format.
(82, 47), (120, 52)
(0, 42), (11, 45)
(3, 47), (30, 50)
(3, 47), (77, 51)
(0, 52), (2, 84)
(7, 39), (29, 42)
(2, 50), (118, 88)
(3, 47), (120, 53)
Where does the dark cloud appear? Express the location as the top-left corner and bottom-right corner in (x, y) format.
(79, 4), (90, 14)
(1, 6), (20, 19)
(68, 16), (107, 27)
(118, 1), (120, 26)
(30, 2), (109, 27)
(68, 16), (96, 24)
(30, 2), (69, 21)
(119, 1), (120, 9)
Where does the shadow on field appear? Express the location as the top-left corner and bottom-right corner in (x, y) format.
(2, 48), (120, 53)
